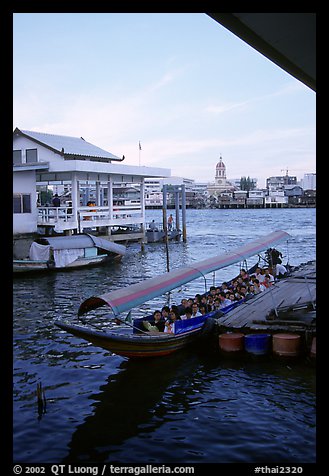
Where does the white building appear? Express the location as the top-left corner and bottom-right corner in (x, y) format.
(13, 128), (170, 237)
(144, 176), (194, 207)
(207, 157), (235, 196)
(301, 173), (316, 190)
(246, 189), (265, 207)
(264, 190), (288, 207)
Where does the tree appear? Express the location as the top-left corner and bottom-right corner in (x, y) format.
(240, 176), (256, 191)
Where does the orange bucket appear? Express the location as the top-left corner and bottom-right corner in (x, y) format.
(219, 332), (244, 352)
(272, 333), (301, 357)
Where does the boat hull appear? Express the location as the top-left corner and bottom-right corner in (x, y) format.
(13, 259), (50, 273)
(146, 229), (181, 243)
(55, 321), (208, 358)
(13, 254), (122, 274)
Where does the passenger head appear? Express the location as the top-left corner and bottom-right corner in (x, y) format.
(199, 304), (207, 315)
(185, 307), (192, 318)
(169, 309), (180, 321)
(161, 306), (170, 318)
(153, 310), (161, 321)
(191, 303), (199, 315)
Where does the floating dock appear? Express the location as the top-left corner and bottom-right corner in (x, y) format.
(215, 261), (316, 356)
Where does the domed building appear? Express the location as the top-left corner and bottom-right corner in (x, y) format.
(207, 157), (235, 197)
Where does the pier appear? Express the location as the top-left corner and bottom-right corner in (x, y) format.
(215, 261), (316, 352)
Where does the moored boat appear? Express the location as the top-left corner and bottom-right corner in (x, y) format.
(55, 230), (291, 358)
(13, 233), (126, 274)
(146, 221), (181, 243)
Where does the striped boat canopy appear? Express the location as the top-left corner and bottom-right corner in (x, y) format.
(78, 230), (291, 316)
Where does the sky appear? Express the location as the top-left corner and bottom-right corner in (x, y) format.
(13, 13), (316, 188)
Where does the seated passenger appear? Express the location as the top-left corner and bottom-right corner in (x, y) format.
(220, 282), (229, 292)
(250, 266), (265, 283)
(143, 310), (165, 332)
(209, 286), (217, 297)
(199, 304), (208, 315)
(263, 267), (274, 285)
(191, 302), (202, 317)
(182, 307), (192, 319)
(164, 309), (180, 333)
(263, 275), (274, 288)
(161, 305), (170, 321)
(252, 278), (266, 293)
(219, 292), (232, 309)
(206, 295), (215, 311)
(239, 269), (249, 281)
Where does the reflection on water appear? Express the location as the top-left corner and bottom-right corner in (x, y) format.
(13, 208), (316, 463)
(59, 354), (315, 464)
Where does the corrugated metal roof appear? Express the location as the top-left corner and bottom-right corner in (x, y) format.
(17, 129), (122, 161)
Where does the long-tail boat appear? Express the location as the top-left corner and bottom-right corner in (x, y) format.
(55, 230), (290, 358)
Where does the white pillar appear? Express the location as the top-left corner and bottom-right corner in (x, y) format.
(107, 177), (113, 236)
(140, 178), (145, 223)
(140, 178), (146, 249)
(71, 173), (79, 232)
(107, 177), (113, 220)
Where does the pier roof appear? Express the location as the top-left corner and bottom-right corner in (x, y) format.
(14, 128), (124, 163)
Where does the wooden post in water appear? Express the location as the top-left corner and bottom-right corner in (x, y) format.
(140, 178), (146, 252)
(181, 184), (187, 242)
(162, 185), (170, 272)
(175, 188), (180, 241)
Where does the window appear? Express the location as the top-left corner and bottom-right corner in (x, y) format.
(13, 193), (32, 213)
(13, 150), (22, 164)
(26, 148), (38, 163)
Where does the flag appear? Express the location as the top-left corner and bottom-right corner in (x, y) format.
(139, 141), (142, 150)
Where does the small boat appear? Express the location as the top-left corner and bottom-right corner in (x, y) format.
(13, 233), (126, 274)
(146, 228), (181, 243)
(55, 230), (290, 358)
(146, 221), (181, 243)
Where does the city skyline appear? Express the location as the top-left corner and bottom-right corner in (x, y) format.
(13, 13), (316, 188)
(167, 158), (315, 188)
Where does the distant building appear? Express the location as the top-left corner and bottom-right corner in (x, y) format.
(300, 173), (316, 190)
(266, 175), (297, 191)
(207, 157), (235, 197)
(283, 185), (303, 197)
(144, 176), (194, 208)
(191, 182), (208, 195)
(264, 190), (288, 207)
(246, 189), (265, 207)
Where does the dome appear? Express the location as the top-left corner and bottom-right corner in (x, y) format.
(216, 157), (225, 169)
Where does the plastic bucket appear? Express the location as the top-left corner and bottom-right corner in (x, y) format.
(272, 333), (301, 357)
(244, 334), (271, 355)
(219, 333), (244, 352)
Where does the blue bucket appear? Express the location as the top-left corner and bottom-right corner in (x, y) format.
(244, 334), (271, 355)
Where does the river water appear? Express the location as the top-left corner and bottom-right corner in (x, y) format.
(13, 208), (316, 464)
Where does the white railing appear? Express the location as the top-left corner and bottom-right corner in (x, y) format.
(78, 204), (142, 221)
(37, 205), (144, 232)
(38, 206), (74, 223)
